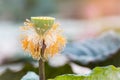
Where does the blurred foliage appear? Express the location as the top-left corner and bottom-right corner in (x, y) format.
(63, 32), (120, 68)
(85, 50), (120, 68)
(0, 0), (57, 21)
(21, 71), (39, 80)
(0, 62), (73, 80)
(49, 65), (120, 80)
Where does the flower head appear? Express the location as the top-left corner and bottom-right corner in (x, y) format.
(31, 17), (55, 35)
(21, 17), (66, 60)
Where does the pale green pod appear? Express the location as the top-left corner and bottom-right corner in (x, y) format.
(31, 17), (55, 35)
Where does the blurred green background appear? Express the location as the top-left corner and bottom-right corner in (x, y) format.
(1, 0), (120, 80)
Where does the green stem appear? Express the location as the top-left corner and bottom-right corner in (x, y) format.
(39, 59), (45, 80)
(39, 39), (46, 80)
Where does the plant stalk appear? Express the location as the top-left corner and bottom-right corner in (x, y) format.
(39, 59), (45, 80)
(39, 40), (46, 80)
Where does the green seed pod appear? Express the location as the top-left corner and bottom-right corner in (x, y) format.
(31, 17), (55, 35)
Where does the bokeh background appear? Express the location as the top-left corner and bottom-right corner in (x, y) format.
(1, 0), (120, 80)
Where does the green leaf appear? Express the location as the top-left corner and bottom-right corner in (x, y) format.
(49, 65), (120, 80)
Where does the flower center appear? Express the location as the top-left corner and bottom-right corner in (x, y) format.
(31, 17), (55, 35)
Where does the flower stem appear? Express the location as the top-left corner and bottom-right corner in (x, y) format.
(39, 39), (46, 80)
(39, 59), (45, 80)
